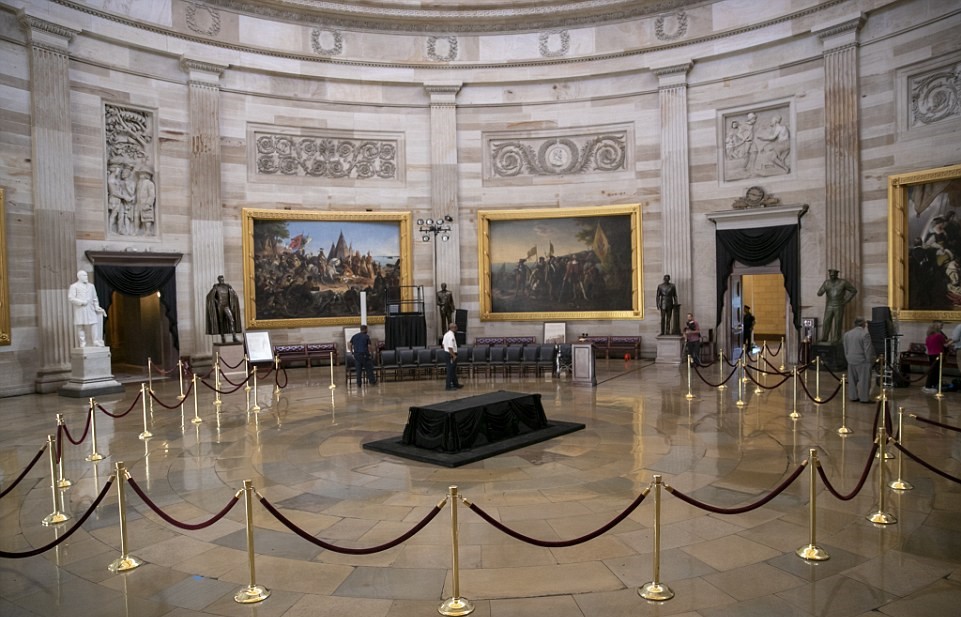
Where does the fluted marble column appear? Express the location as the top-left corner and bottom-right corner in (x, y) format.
(817, 17), (864, 309)
(425, 82), (462, 340)
(656, 63), (694, 312)
(20, 13), (81, 392)
(182, 58), (227, 358)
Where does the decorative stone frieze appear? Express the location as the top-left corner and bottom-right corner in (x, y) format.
(539, 30), (569, 58)
(654, 10), (688, 41)
(311, 27), (343, 56)
(104, 103), (158, 238)
(249, 125), (403, 183)
(185, 2), (221, 36)
(427, 36), (458, 62)
(909, 62), (961, 127)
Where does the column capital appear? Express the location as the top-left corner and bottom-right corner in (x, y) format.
(653, 62), (692, 88)
(180, 57), (228, 85)
(18, 11), (79, 53)
(424, 81), (462, 105)
(814, 14), (865, 51)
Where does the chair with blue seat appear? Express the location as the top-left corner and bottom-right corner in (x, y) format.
(379, 349), (399, 382)
(397, 348), (418, 380)
(488, 345), (507, 378)
(535, 344), (556, 376)
(415, 348), (435, 380)
(521, 344), (539, 376)
(471, 345), (490, 378)
(504, 345), (524, 377)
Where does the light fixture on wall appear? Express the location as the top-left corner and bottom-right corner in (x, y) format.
(417, 215), (453, 242)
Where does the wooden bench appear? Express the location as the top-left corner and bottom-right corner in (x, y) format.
(273, 343), (338, 368)
(608, 336), (642, 359)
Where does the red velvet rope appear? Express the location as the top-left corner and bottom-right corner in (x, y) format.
(466, 488), (649, 548)
(55, 425), (63, 463)
(692, 363), (738, 388)
(97, 390), (143, 419)
(893, 442), (961, 485)
(259, 493), (445, 554)
(61, 409), (93, 445)
(0, 443), (48, 500)
(815, 442), (878, 501)
(127, 477), (240, 530)
(0, 476), (114, 559)
(219, 355), (246, 369)
(666, 461), (808, 515)
(764, 340), (783, 356)
(148, 381), (193, 409)
(199, 377), (249, 395)
(275, 366), (288, 389)
(910, 413), (961, 433)
(744, 367), (791, 390)
(219, 370), (253, 387)
(152, 363), (179, 376)
(796, 376), (843, 404)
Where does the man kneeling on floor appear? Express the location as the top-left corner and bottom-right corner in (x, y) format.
(443, 322), (464, 391)
(842, 316), (876, 403)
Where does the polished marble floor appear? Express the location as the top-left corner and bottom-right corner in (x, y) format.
(1, 358), (960, 617)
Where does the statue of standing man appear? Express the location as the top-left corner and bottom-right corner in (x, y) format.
(68, 270), (106, 347)
(817, 269), (857, 344)
(436, 283), (455, 333)
(206, 275), (242, 343)
(656, 274), (679, 335)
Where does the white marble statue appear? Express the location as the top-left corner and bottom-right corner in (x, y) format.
(68, 270), (106, 347)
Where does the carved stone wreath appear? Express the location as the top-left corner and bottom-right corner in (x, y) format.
(911, 64), (961, 127)
(654, 10), (687, 42)
(185, 3), (222, 37)
(427, 36), (458, 62)
(490, 133), (626, 177)
(255, 133), (397, 180)
(310, 27), (343, 56)
(539, 30), (570, 58)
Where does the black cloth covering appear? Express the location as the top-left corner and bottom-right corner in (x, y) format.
(93, 265), (179, 350)
(715, 224), (800, 330)
(385, 314), (426, 348)
(402, 391), (548, 452)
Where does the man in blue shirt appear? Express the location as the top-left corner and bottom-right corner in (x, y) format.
(349, 325), (377, 386)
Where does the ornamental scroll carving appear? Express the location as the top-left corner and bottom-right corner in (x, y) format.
(104, 103), (157, 238)
(910, 63), (961, 127)
(185, 3), (221, 36)
(254, 131), (398, 180)
(489, 132), (627, 178)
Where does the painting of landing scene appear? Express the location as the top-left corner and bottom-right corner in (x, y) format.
(888, 163), (961, 321)
(478, 205), (643, 321)
(242, 209), (412, 328)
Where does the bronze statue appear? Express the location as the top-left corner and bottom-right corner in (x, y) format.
(205, 275), (241, 343)
(817, 269), (857, 344)
(656, 274), (679, 335)
(436, 282), (455, 332)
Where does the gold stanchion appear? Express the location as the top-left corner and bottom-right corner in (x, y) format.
(837, 377), (852, 435)
(717, 350), (727, 390)
(779, 336), (786, 371)
(147, 357), (154, 394)
(752, 347), (763, 394)
(251, 366), (262, 413)
(328, 354), (337, 391)
(866, 426), (897, 525)
(234, 480), (270, 603)
(639, 475), (674, 601)
(685, 356), (695, 400)
(741, 346), (749, 384)
(41, 435), (70, 526)
(935, 353), (945, 399)
(735, 355), (746, 408)
(889, 407), (913, 491)
(439, 486), (474, 616)
(108, 461), (144, 572)
(875, 394), (894, 460)
(789, 368), (800, 420)
(190, 374), (203, 424)
(244, 355), (252, 392)
(54, 415), (72, 488)
(273, 356), (281, 395)
(214, 353), (222, 409)
(138, 383), (153, 440)
(814, 357), (822, 402)
(796, 449), (829, 561)
(85, 397), (104, 462)
(177, 359), (185, 400)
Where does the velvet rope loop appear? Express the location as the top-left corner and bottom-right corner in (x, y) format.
(199, 377), (248, 395)
(796, 376), (842, 404)
(816, 442), (878, 501)
(762, 357), (789, 375)
(152, 363), (179, 376)
(96, 390), (143, 419)
(765, 340), (783, 356)
(149, 381), (193, 410)
(465, 487), (650, 548)
(219, 370), (253, 387)
(61, 409), (93, 445)
(258, 493), (447, 555)
(0, 476), (115, 559)
(910, 413), (961, 433)
(275, 366), (288, 389)
(0, 443), (48, 500)
(893, 442), (961, 484)
(665, 461), (807, 515)
(55, 425), (64, 463)
(693, 363), (738, 388)
(127, 477), (241, 530)
(219, 355), (245, 369)
(745, 367), (791, 390)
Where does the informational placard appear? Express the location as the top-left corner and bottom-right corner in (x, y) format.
(245, 331), (273, 363)
(543, 322), (566, 344)
(344, 327), (361, 352)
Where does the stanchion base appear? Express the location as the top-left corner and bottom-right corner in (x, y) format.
(213, 400), (222, 407)
(438, 596), (475, 616)
(191, 416), (203, 424)
(837, 426), (852, 435)
(866, 510), (897, 525)
(754, 388), (763, 394)
(889, 479), (914, 491)
(85, 453), (104, 462)
(328, 384), (337, 390)
(234, 584), (270, 604)
(814, 397), (823, 403)
(735, 400), (746, 408)
(251, 404), (262, 413)
(138, 431), (153, 440)
(875, 451), (895, 460)
(639, 581), (674, 601)
(717, 385), (727, 390)
(245, 386), (252, 392)
(796, 544), (830, 561)
(789, 411), (800, 420)
(56, 479), (72, 488)
(178, 395), (186, 400)
(685, 393), (695, 400)
(108, 555), (143, 572)
(41, 511), (70, 526)
(934, 392), (944, 399)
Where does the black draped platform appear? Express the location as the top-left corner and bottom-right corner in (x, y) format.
(363, 390), (585, 467)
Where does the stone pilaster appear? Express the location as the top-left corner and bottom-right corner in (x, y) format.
(817, 16), (864, 312)
(655, 63), (694, 312)
(182, 58), (228, 358)
(425, 82), (462, 340)
(20, 13), (81, 392)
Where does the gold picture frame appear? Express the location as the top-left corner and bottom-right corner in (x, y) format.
(241, 208), (412, 328)
(888, 163), (961, 322)
(0, 187), (9, 345)
(478, 204), (643, 321)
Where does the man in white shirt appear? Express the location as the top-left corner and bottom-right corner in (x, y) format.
(442, 323), (463, 391)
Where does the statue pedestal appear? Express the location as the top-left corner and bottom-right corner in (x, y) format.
(59, 346), (124, 398)
(216, 342), (247, 378)
(655, 335), (684, 365)
(813, 342), (847, 372)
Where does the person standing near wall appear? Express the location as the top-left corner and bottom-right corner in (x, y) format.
(742, 305), (756, 352)
(443, 322), (464, 391)
(842, 317), (876, 403)
(922, 321), (951, 394)
(683, 312), (702, 366)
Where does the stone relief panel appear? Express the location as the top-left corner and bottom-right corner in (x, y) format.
(427, 36), (458, 62)
(654, 10), (688, 41)
(104, 103), (158, 238)
(909, 62), (960, 128)
(539, 30), (570, 58)
(185, 2), (221, 36)
(311, 27), (343, 56)
(248, 124), (404, 185)
(719, 103), (794, 183)
(483, 125), (633, 185)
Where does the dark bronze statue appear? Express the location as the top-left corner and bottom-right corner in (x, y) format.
(437, 283), (455, 332)
(206, 275), (241, 343)
(656, 274), (679, 335)
(817, 269), (857, 344)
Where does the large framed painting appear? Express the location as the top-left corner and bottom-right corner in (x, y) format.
(478, 204), (643, 321)
(242, 208), (412, 328)
(888, 163), (961, 321)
